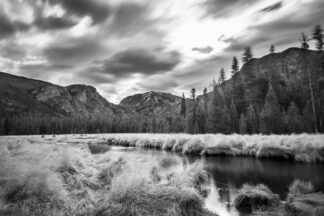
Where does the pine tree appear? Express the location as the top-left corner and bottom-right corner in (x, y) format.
(4, 116), (10, 135)
(180, 93), (186, 118)
(246, 103), (258, 133)
(299, 32), (309, 49)
(239, 112), (247, 134)
(229, 99), (239, 133)
(218, 68), (226, 84)
(231, 56), (239, 76)
(190, 88), (196, 100)
(287, 102), (302, 133)
(208, 86), (231, 133)
(203, 88), (209, 132)
(187, 88), (197, 134)
(269, 45), (275, 54)
(242, 47), (253, 63)
(313, 25), (323, 50)
(259, 82), (284, 134)
(303, 101), (315, 133)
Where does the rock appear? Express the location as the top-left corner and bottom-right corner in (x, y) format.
(286, 192), (324, 216)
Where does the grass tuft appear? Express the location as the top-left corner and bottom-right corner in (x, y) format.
(234, 184), (280, 213)
(288, 180), (315, 195)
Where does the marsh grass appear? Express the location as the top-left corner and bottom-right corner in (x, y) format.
(234, 184), (280, 213)
(98, 158), (126, 186)
(97, 133), (324, 163)
(288, 180), (315, 195)
(96, 166), (215, 216)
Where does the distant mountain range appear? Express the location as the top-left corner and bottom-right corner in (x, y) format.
(1, 47), (323, 134)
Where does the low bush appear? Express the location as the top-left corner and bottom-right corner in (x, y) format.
(234, 184), (280, 213)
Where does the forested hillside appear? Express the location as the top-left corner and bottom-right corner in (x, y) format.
(121, 48), (324, 134)
(1, 48), (323, 135)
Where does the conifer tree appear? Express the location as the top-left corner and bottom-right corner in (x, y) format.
(242, 47), (253, 63)
(269, 45), (275, 54)
(229, 99), (239, 133)
(313, 25), (323, 50)
(180, 93), (186, 118)
(303, 101), (315, 133)
(246, 103), (258, 133)
(218, 68), (226, 84)
(299, 32), (309, 49)
(259, 82), (284, 134)
(287, 102), (302, 133)
(231, 56), (239, 76)
(239, 112), (247, 134)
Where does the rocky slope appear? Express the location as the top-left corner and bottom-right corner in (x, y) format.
(0, 72), (135, 119)
(120, 91), (191, 117)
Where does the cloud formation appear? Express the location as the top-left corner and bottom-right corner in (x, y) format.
(0, 0), (323, 103)
(260, 2), (283, 13)
(47, 0), (111, 24)
(101, 48), (181, 76)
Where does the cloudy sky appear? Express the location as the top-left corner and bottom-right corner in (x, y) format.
(1, 0), (324, 103)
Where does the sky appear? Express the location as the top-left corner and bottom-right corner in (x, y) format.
(1, 0), (324, 103)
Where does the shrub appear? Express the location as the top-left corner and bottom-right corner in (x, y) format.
(234, 184), (280, 213)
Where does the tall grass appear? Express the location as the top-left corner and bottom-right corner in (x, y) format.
(95, 133), (324, 163)
(234, 184), (280, 213)
(288, 180), (315, 195)
(0, 136), (215, 216)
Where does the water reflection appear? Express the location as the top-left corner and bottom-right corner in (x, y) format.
(199, 156), (324, 199)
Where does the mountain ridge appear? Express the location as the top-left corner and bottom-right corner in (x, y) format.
(1, 47), (324, 134)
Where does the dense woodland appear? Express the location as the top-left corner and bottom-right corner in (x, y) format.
(1, 25), (324, 135)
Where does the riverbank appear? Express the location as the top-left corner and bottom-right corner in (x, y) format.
(89, 133), (324, 163)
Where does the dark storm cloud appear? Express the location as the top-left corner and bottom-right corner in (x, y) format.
(34, 16), (77, 30)
(0, 14), (29, 39)
(260, 2), (283, 13)
(203, 0), (259, 18)
(192, 46), (213, 54)
(101, 48), (181, 76)
(47, 0), (111, 24)
(43, 38), (105, 65)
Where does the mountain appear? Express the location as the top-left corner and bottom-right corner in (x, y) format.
(1, 47), (324, 135)
(0, 72), (134, 118)
(0, 72), (140, 134)
(120, 48), (324, 133)
(120, 91), (192, 117)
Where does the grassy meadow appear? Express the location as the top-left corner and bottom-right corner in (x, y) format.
(1, 133), (324, 216)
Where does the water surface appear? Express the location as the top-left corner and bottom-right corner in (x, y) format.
(108, 146), (324, 216)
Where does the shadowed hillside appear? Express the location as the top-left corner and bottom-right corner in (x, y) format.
(121, 48), (324, 134)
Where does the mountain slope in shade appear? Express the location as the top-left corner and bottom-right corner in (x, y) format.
(120, 48), (324, 132)
(0, 72), (135, 119)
